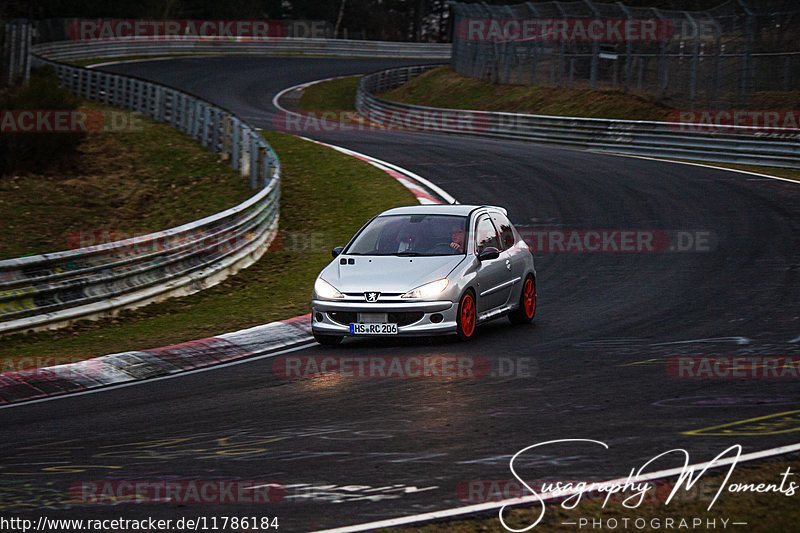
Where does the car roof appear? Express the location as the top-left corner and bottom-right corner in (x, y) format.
(378, 204), (507, 217)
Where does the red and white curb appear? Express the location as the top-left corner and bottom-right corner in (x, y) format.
(0, 315), (313, 406)
(298, 136), (455, 205)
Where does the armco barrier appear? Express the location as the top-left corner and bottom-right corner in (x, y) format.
(31, 37), (452, 62)
(0, 45), (282, 336)
(356, 66), (800, 169)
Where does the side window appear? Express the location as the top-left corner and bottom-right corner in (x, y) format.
(475, 215), (501, 254)
(491, 212), (516, 250)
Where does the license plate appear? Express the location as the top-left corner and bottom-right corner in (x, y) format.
(350, 323), (398, 335)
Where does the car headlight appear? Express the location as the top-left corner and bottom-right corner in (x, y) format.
(314, 278), (344, 299)
(402, 278), (449, 299)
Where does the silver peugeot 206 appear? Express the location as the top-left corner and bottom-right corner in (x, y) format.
(311, 204), (536, 345)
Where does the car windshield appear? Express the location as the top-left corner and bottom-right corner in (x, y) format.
(346, 214), (468, 256)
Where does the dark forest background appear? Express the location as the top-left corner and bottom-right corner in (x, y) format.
(1, 1), (764, 42)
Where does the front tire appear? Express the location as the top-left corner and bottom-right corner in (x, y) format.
(456, 290), (477, 341)
(509, 275), (536, 324)
(313, 332), (343, 346)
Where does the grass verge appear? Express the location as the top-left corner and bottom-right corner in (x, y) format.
(0, 100), (251, 260)
(299, 76), (359, 112)
(0, 131), (416, 363)
(381, 455), (800, 532)
(379, 66), (674, 120)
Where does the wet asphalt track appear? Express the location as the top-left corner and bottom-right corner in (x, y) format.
(1, 57), (800, 531)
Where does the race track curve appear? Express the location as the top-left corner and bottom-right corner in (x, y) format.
(2, 56), (799, 532)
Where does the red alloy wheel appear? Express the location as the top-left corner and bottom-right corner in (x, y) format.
(458, 292), (476, 340)
(509, 275), (536, 325)
(523, 277), (536, 318)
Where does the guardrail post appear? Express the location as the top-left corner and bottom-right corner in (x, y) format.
(231, 118), (240, 169)
(202, 106), (212, 148)
(190, 101), (199, 140)
(181, 95), (190, 133)
(169, 91), (179, 128)
(176, 94), (183, 132)
(240, 126), (250, 178)
(116, 76), (125, 107)
(221, 114), (232, 155)
(262, 145), (272, 187)
(210, 108), (221, 153)
(157, 86), (166, 122)
(87, 69), (96, 99)
(259, 146), (270, 187)
(74, 67), (83, 97)
(103, 74), (111, 104)
(249, 135), (259, 189)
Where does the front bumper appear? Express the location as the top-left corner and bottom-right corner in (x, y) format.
(311, 298), (457, 336)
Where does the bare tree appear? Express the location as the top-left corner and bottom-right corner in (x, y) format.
(334, 0), (346, 38)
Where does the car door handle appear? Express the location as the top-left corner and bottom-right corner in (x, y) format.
(505, 259), (511, 270)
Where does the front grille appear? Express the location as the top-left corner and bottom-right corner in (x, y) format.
(328, 311), (424, 327)
(343, 293), (403, 299)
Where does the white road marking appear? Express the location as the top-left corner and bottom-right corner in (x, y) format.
(311, 442), (800, 533)
(601, 153), (800, 185)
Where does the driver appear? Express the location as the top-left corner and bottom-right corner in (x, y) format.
(450, 228), (465, 253)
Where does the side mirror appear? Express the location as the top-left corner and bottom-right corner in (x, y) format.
(478, 247), (500, 261)
(332, 246), (344, 258)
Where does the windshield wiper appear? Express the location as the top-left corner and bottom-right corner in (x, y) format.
(394, 251), (423, 256)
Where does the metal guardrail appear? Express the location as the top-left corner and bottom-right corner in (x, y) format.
(356, 66), (800, 169)
(32, 37), (452, 61)
(0, 46), (282, 336)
